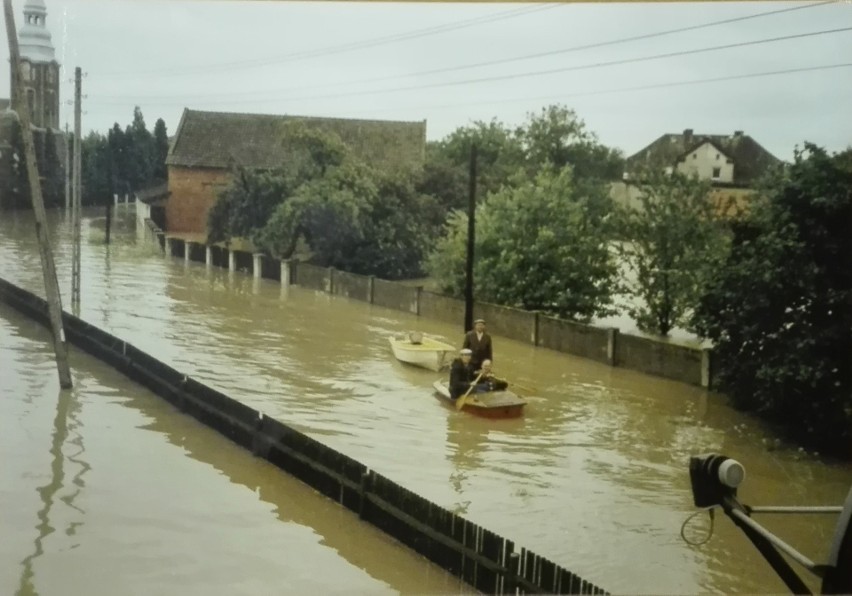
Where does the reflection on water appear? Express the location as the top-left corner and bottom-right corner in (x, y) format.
(1, 206), (850, 594)
(0, 303), (467, 596)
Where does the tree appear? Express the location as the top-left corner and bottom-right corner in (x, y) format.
(126, 106), (156, 191)
(153, 118), (169, 182)
(518, 105), (624, 182)
(81, 132), (113, 206)
(427, 166), (618, 321)
(615, 169), (730, 336)
(428, 119), (526, 198)
(693, 143), (852, 458)
(108, 123), (131, 196)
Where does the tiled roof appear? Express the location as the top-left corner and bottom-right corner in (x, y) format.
(136, 182), (170, 204)
(626, 130), (783, 186)
(165, 108), (427, 171)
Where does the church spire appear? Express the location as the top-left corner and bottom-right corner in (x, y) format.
(19, 0), (56, 63)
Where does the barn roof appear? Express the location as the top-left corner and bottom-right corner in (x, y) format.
(165, 108), (427, 172)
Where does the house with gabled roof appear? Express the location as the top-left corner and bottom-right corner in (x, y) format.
(164, 108), (428, 235)
(624, 128), (782, 187)
(612, 128), (784, 216)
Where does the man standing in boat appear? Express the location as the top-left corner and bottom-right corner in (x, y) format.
(449, 348), (477, 400)
(463, 319), (493, 372)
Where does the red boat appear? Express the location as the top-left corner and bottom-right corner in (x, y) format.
(432, 380), (526, 419)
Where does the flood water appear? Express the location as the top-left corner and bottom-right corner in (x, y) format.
(1, 206), (850, 595)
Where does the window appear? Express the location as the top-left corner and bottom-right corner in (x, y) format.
(716, 153), (720, 160)
(712, 167), (721, 179)
(693, 154), (697, 160)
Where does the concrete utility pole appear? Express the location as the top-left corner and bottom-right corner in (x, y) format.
(71, 66), (81, 306)
(3, 0), (72, 388)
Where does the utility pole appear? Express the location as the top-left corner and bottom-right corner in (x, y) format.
(463, 143), (477, 334)
(64, 122), (69, 210)
(71, 67), (81, 307)
(3, 0), (72, 388)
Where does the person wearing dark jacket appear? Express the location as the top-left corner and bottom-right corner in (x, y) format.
(449, 349), (477, 399)
(463, 319), (493, 371)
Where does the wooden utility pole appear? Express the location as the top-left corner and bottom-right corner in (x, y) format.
(463, 143), (477, 334)
(71, 67), (81, 306)
(64, 122), (69, 210)
(3, 0), (72, 388)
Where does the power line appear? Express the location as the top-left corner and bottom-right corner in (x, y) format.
(90, 26), (852, 105)
(97, 3), (563, 79)
(84, 63), (852, 113)
(171, 0), (838, 98)
(342, 63), (852, 117)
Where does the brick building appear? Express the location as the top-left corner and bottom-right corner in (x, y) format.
(164, 108), (428, 236)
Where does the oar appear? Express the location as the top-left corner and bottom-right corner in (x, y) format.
(456, 371), (483, 411)
(511, 381), (539, 394)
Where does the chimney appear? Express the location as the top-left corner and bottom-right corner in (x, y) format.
(734, 130), (743, 137)
(683, 128), (693, 144)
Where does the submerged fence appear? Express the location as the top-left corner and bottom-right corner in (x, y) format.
(0, 276), (608, 595)
(156, 227), (714, 390)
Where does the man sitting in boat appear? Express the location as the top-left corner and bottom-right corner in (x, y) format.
(449, 348), (477, 400)
(475, 359), (509, 393)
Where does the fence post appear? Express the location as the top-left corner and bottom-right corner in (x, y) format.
(606, 327), (619, 366)
(184, 241), (191, 263)
(228, 249), (236, 272)
(701, 348), (712, 389)
(368, 275), (375, 304)
(280, 259), (291, 287)
(415, 285), (423, 316)
(205, 245), (212, 268)
(533, 311), (541, 347)
(359, 470), (372, 520)
(253, 253), (263, 279)
(328, 267), (335, 294)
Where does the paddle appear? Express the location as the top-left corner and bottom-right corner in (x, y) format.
(456, 371), (483, 411)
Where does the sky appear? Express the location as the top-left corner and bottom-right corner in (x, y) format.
(1, 0), (851, 161)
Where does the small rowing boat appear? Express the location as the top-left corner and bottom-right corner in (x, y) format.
(388, 332), (456, 372)
(432, 380), (526, 419)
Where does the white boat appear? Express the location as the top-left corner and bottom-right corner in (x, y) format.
(388, 332), (456, 372)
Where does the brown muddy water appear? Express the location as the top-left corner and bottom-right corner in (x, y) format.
(0, 302), (468, 596)
(0, 206), (849, 594)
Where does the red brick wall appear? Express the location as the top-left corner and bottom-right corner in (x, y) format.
(165, 166), (231, 235)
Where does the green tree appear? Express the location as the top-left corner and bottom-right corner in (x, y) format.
(428, 119), (526, 198)
(126, 106), (156, 190)
(153, 118), (169, 182)
(518, 105), (624, 182)
(427, 166), (618, 321)
(693, 143), (852, 457)
(615, 169), (730, 336)
(81, 132), (113, 205)
(108, 123), (131, 195)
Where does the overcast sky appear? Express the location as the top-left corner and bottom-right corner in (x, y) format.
(2, 0), (850, 160)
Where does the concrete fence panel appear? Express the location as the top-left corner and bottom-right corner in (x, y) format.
(418, 291), (465, 325)
(296, 263), (330, 292)
(475, 302), (537, 346)
(615, 333), (703, 386)
(373, 278), (419, 314)
(537, 315), (611, 364)
(332, 269), (370, 302)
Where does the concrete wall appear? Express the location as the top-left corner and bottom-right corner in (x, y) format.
(419, 291), (464, 326)
(538, 315), (612, 365)
(165, 165), (231, 235)
(331, 269), (370, 302)
(615, 333), (704, 387)
(296, 263), (331, 293)
(372, 278), (418, 314)
(148, 238), (715, 389)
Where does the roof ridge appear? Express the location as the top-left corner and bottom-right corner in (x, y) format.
(183, 107), (426, 127)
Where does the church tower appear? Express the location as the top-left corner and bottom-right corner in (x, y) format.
(12, 0), (60, 129)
